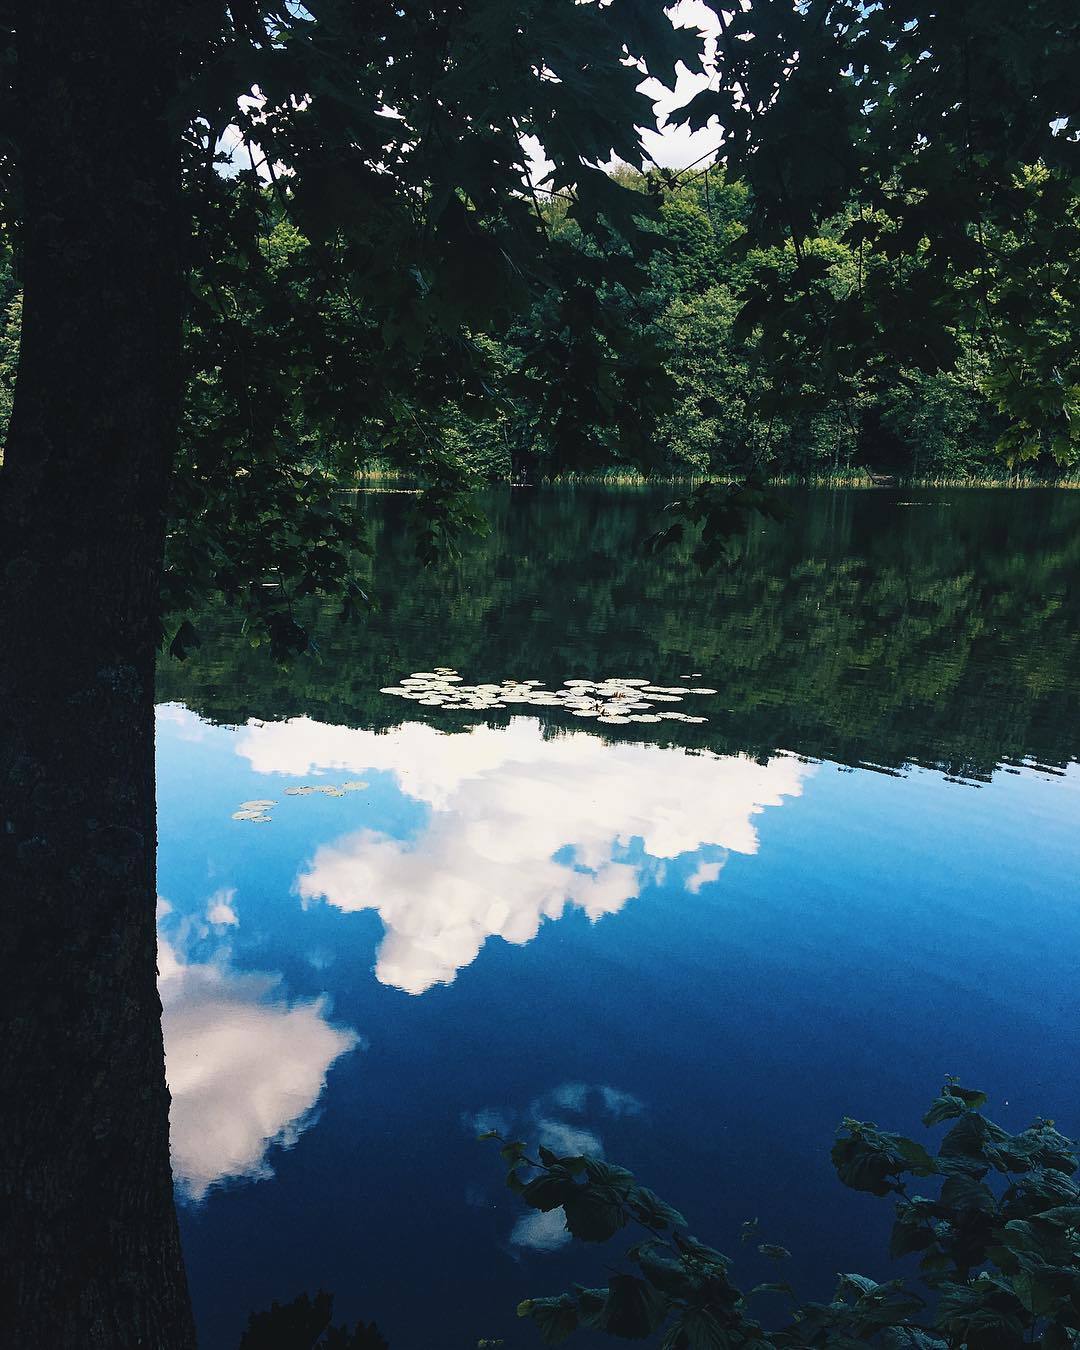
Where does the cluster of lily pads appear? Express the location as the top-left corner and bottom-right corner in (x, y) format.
(379, 668), (718, 725)
(231, 780), (368, 824)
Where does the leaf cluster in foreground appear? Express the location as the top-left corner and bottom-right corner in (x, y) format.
(491, 1082), (1080, 1349)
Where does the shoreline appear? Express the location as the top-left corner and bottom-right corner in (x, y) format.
(346, 470), (1080, 491)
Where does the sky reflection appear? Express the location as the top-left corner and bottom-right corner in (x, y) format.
(158, 899), (360, 1201)
(232, 715), (811, 994)
(154, 704), (808, 1203)
(152, 487), (1080, 1350)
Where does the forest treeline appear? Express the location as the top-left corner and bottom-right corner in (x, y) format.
(3, 170), (1075, 488)
(431, 170), (1071, 485)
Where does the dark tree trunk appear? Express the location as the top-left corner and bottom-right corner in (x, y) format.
(0, 3), (196, 1346)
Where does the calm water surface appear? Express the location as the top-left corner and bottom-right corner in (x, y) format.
(155, 488), (1080, 1349)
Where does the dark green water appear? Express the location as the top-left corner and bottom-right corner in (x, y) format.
(156, 487), (1080, 1349)
(160, 486), (1080, 777)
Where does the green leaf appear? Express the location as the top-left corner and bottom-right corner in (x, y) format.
(836, 1273), (881, 1299)
(562, 1186), (629, 1244)
(880, 1332), (948, 1350)
(749, 1281), (796, 1300)
(521, 1174), (571, 1213)
(627, 1187), (687, 1232)
(925, 1084), (989, 1126)
(520, 1296), (579, 1346)
(938, 1113), (991, 1164)
(599, 1274), (669, 1340)
(939, 1175), (997, 1213)
(1033, 1205), (1080, 1229)
(673, 1233), (731, 1268)
(1010, 1268), (1064, 1318)
(832, 1122), (915, 1196)
(896, 1139), (938, 1175)
(573, 1288), (609, 1332)
(583, 1159), (635, 1188)
(633, 1241), (695, 1298)
(923, 1095), (967, 1127)
(946, 1086), (989, 1109)
(666, 1307), (731, 1350)
(889, 1218), (935, 1259)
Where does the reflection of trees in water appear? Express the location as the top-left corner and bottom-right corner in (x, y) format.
(158, 489), (1080, 782)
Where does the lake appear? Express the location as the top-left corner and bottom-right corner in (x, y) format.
(154, 486), (1080, 1349)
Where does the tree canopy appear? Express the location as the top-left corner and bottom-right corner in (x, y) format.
(164, 0), (705, 653)
(6, 2), (1077, 657)
(680, 0), (1080, 466)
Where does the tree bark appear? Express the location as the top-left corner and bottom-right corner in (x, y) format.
(0, 2), (196, 1345)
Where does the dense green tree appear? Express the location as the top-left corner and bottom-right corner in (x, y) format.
(388, 165), (1064, 485)
(681, 0), (1080, 468)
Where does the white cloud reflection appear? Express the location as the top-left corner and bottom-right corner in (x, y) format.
(536, 1119), (604, 1158)
(235, 716), (810, 995)
(512, 1208), (572, 1253)
(552, 1081), (590, 1113)
(159, 923), (359, 1201)
(687, 856), (727, 894)
(599, 1086), (645, 1118)
(205, 887), (239, 927)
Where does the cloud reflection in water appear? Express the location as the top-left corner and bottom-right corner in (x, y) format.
(236, 716), (811, 995)
(159, 917), (359, 1201)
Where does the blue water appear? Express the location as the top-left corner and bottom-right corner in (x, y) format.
(156, 488), (1080, 1348)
